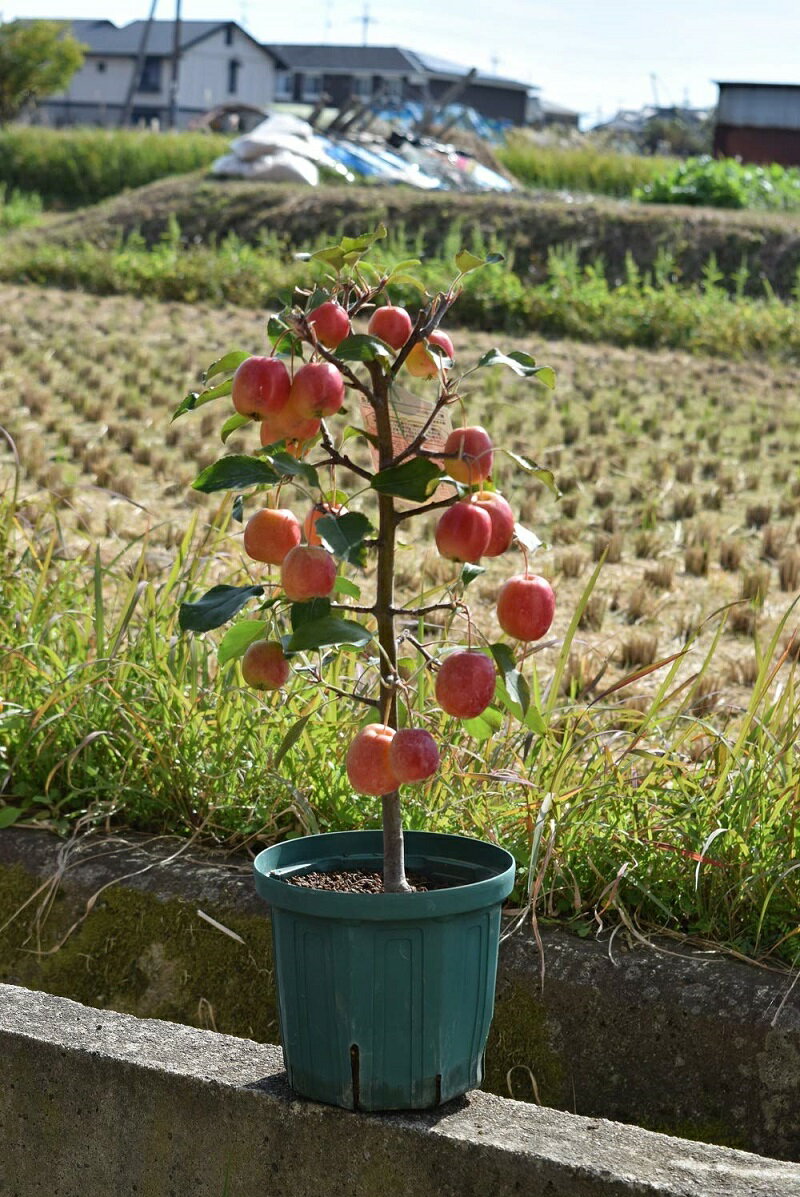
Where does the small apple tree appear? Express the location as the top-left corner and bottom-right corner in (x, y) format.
(176, 227), (557, 892)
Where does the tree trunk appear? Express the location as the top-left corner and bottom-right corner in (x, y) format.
(371, 366), (410, 893)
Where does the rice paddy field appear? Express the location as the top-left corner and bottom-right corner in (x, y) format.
(2, 280), (799, 968)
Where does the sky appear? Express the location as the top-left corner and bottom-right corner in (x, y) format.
(5, 0), (800, 123)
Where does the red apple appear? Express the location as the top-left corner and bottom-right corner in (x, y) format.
(405, 330), (455, 378)
(471, 491), (515, 557)
(307, 300), (351, 349)
(346, 724), (398, 796)
(388, 728), (439, 784)
(496, 574), (555, 641)
(443, 426), (493, 485)
(243, 508), (302, 565)
(304, 502), (347, 547)
(289, 361), (345, 419)
(368, 305), (413, 350)
(241, 640), (291, 690)
(232, 356), (291, 420)
(435, 500), (492, 563)
(281, 544), (337, 601)
(435, 651), (497, 719)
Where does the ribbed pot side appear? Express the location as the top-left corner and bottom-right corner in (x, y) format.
(254, 830), (516, 1111)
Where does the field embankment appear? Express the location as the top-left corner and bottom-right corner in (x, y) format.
(12, 175), (800, 300)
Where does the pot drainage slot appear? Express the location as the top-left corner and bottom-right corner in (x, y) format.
(350, 1043), (360, 1110)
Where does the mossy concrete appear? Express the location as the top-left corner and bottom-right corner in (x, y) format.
(4, 985), (800, 1197)
(0, 847), (277, 1043)
(1, 828), (798, 1162)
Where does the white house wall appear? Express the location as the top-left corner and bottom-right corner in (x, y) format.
(177, 28), (275, 112)
(41, 27), (275, 125)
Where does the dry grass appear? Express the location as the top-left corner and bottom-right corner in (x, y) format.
(3, 283), (800, 712)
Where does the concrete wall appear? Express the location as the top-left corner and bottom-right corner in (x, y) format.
(2, 984), (799, 1197)
(0, 828), (798, 1161)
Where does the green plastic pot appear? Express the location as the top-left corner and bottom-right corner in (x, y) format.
(253, 829), (515, 1111)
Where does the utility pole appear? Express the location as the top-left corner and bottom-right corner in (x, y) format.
(168, 0), (182, 130)
(120, 0), (157, 128)
(361, 3), (372, 46)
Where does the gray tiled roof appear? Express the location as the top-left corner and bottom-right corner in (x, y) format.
(64, 19), (279, 60)
(268, 44), (532, 90)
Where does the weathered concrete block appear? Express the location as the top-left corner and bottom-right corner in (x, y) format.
(2, 985), (799, 1197)
(1, 828), (798, 1160)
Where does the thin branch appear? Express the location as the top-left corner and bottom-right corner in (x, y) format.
(394, 492), (458, 524)
(310, 672), (380, 709)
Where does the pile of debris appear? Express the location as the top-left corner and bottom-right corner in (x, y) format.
(210, 106), (515, 193)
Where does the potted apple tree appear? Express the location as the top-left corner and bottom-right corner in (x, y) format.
(176, 227), (557, 1111)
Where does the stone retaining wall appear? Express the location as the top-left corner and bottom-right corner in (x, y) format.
(3, 985), (800, 1197)
(0, 828), (798, 1160)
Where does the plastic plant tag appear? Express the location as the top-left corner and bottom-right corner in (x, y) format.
(360, 384), (452, 500)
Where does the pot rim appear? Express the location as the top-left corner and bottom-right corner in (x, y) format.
(253, 829), (516, 921)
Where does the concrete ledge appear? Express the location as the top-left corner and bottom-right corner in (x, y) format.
(1, 828), (799, 1160)
(2, 985), (799, 1197)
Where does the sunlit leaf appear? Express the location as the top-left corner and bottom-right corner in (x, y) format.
(203, 349), (249, 383)
(476, 349), (555, 389)
(171, 377), (233, 422)
(335, 334), (393, 364)
(371, 458), (443, 502)
(218, 620), (268, 665)
(220, 412), (251, 443)
(192, 455), (279, 493)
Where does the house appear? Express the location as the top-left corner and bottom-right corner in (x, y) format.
(36, 19), (281, 128)
(265, 44), (538, 127)
(714, 82), (800, 167)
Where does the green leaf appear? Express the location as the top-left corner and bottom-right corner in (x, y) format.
(333, 575), (362, 599)
(475, 349), (555, 388)
(192, 455), (279, 494)
(267, 315), (303, 355)
(264, 451), (320, 489)
(506, 452), (561, 499)
(460, 563), (486, 588)
(179, 584), (265, 633)
(291, 598), (332, 630)
(287, 616), (372, 652)
(203, 349), (249, 383)
(462, 706), (504, 740)
(0, 806), (22, 829)
(371, 458), (443, 502)
(455, 249), (504, 274)
(334, 334), (393, 364)
(231, 494), (245, 523)
(514, 522), (543, 554)
(491, 642), (530, 717)
(388, 271), (428, 295)
(340, 224), (387, 254)
(316, 512), (373, 566)
(342, 424), (380, 448)
(386, 258), (422, 281)
(273, 713), (314, 768)
(525, 705), (547, 734)
(171, 377), (233, 422)
(220, 412), (251, 443)
(218, 620), (268, 665)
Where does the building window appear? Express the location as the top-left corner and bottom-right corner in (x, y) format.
(384, 77), (403, 104)
(138, 56), (162, 94)
(275, 71), (294, 101)
(353, 75), (372, 101)
(225, 24), (234, 46)
(301, 73), (323, 102)
(96, 60), (107, 73)
(227, 59), (241, 95)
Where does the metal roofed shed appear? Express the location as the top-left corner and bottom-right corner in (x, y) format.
(714, 82), (800, 166)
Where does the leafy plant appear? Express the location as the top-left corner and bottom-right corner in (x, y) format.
(637, 155), (800, 212)
(176, 231), (556, 890)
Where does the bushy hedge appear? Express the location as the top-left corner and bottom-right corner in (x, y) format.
(0, 126), (228, 206)
(636, 155), (800, 211)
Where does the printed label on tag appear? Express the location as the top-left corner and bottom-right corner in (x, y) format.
(359, 385), (452, 468)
